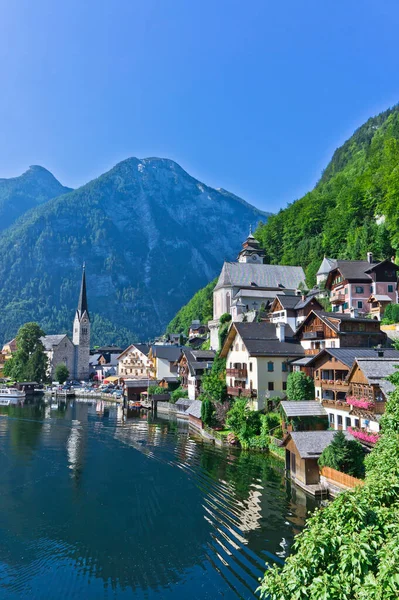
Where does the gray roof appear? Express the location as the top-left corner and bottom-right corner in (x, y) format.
(290, 356), (314, 366)
(273, 293), (322, 312)
(190, 350), (216, 360)
(316, 257), (337, 276)
(354, 358), (399, 389)
(215, 262), (305, 291)
(233, 322), (305, 357)
(175, 398), (194, 406)
(135, 344), (150, 356)
(370, 294), (392, 302)
(152, 346), (186, 361)
(307, 347), (399, 368)
(297, 310), (380, 336)
(327, 259), (398, 282)
(280, 401), (327, 418)
(185, 400), (202, 419)
(286, 431), (355, 459)
(234, 289), (282, 300)
(41, 335), (68, 351)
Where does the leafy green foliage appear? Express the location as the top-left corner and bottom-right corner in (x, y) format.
(148, 385), (165, 396)
(6, 322), (48, 382)
(226, 399), (262, 449)
(255, 105), (399, 286)
(54, 363), (69, 384)
(382, 303), (399, 324)
(219, 313), (232, 324)
(318, 430), (365, 478)
(170, 386), (189, 403)
(200, 397), (214, 426)
(258, 356), (399, 599)
(166, 279), (217, 335)
(286, 371), (315, 400)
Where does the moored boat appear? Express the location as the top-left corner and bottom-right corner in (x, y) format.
(0, 387), (26, 405)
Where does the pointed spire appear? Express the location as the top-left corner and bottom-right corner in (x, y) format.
(77, 263), (89, 319)
(249, 224), (252, 235)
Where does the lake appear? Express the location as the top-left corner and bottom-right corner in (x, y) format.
(0, 401), (317, 599)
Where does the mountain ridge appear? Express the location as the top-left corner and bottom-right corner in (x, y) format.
(0, 156), (269, 345)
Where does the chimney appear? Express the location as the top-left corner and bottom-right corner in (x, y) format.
(301, 294), (306, 301)
(375, 344), (384, 358)
(367, 251), (373, 263)
(276, 322), (286, 342)
(350, 307), (359, 319)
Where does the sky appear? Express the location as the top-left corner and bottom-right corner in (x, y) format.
(0, 0), (399, 212)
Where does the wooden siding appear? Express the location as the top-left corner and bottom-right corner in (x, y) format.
(321, 467), (364, 489)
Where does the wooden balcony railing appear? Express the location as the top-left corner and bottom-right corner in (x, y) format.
(321, 399), (351, 411)
(303, 331), (324, 340)
(331, 293), (346, 304)
(227, 386), (256, 398)
(226, 368), (247, 379)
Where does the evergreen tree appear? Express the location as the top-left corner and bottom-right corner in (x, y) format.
(286, 371), (315, 401)
(55, 363), (69, 384)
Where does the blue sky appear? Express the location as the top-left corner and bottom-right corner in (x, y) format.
(0, 0), (399, 212)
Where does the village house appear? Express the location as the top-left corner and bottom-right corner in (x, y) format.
(89, 351), (120, 381)
(316, 257), (337, 285)
(117, 344), (152, 379)
(344, 356), (399, 435)
(295, 310), (387, 355)
(220, 322), (304, 410)
(148, 345), (183, 384)
(208, 232), (306, 350)
(324, 254), (399, 318)
(177, 349), (215, 400)
(280, 401), (328, 435)
(184, 399), (203, 430)
(283, 430), (356, 492)
(188, 320), (208, 338)
(268, 293), (323, 330)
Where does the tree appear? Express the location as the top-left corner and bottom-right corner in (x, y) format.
(226, 399), (262, 446)
(54, 363), (69, 384)
(170, 386), (189, 403)
(258, 356), (399, 599)
(6, 322), (47, 382)
(201, 397), (214, 426)
(318, 430), (365, 478)
(286, 371), (315, 400)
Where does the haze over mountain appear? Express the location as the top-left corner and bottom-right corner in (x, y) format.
(0, 157), (269, 345)
(0, 165), (72, 232)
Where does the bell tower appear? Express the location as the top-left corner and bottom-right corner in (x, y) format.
(73, 264), (90, 380)
(237, 228), (265, 264)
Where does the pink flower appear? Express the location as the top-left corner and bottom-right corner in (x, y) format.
(347, 427), (380, 444)
(346, 396), (374, 410)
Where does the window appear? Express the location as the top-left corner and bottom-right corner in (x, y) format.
(282, 381), (287, 391)
(268, 361), (274, 372)
(388, 284), (394, 293)
(235, 344), (239, 351)
(337, 415), (343, 426)
(358, 301), (363, 309)
(344, 288), (348, 295)
(229, 363), (232, 369)
(355, 418), (360, 428)
(345, 417), (351, 428)
(329, 413), (335, 424)
(249, 363), (253, 372)
(268, 382), (274, 391)
(242, 344), (245, 351)
(282, 362), (288, 372)
(355, 286), (364, 294)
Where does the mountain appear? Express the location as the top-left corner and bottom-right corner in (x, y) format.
(166, 104), (399, 331)
(0, 157), (269, 345)
(0, 165), (72, 232)
(256, 104), (399, 284)
(166, 278), (217, 335)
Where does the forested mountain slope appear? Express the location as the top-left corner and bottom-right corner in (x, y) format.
(0, 157), (268, 345)
(256, 105), (399, 284)
(0, 165), (71, 232)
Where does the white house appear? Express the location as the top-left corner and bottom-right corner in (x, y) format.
(220, 322), (304, 410)
(117, 344), (152, 379)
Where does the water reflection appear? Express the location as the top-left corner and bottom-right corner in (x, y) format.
(0, 401), (318, 599)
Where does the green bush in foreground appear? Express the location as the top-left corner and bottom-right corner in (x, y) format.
(258, 370), (399, 599)
(318, 430), (365, 479)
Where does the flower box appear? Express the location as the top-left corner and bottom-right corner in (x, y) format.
(346, 396), (374, 410)
(347, 427), (380, 444)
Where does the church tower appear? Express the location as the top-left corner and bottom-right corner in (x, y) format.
(237, 229), (265, 264)
(73, 265), (90, 380)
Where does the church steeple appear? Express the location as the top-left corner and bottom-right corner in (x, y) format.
(237, 229), (265, 264)
(77, 263), (89, 320)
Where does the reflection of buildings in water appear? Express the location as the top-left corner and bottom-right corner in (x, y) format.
(66, 420), (82, 478)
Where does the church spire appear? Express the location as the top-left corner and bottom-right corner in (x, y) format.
(77, 263), (89, 318)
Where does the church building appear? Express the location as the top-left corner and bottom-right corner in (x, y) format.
(41, 265), (91, 381)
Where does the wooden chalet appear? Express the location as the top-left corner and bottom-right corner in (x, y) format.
(295, 310), (386, 356)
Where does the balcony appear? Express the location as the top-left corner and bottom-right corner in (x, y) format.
(227, 386), (256, 398)
(331, 293), (346, 305)
(321, 399), (351, 411)
(226, 368), (247, 379)
(304, 348), (321, 356)
(303, 331), (324, 340)
(320, 379), (350, 392)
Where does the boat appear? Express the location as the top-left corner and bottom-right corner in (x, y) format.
(0, 387), (26, 405)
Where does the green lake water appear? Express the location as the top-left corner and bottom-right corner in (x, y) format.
(0, 401), (318, 599)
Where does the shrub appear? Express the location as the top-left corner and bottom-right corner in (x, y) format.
(286, 371), (315, 400)
(170, 386), (189, 403)
(318, 430), (365, 478)
(201, 397), (214, 426)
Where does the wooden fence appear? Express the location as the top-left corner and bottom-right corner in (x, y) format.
(321, 466), (365, 489)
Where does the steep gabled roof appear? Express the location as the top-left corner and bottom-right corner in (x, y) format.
(284, 431), (355, 459)
(215, 262), (305, 291)
(305, 347), (399, 368)
(220, 322), (304, 358)
(41, 334), (69, 351)
(295, 310), (377, 337)
(316, 257), (337, 276)
(347, 358), (399, 394)
(117, 344), (151, 360)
